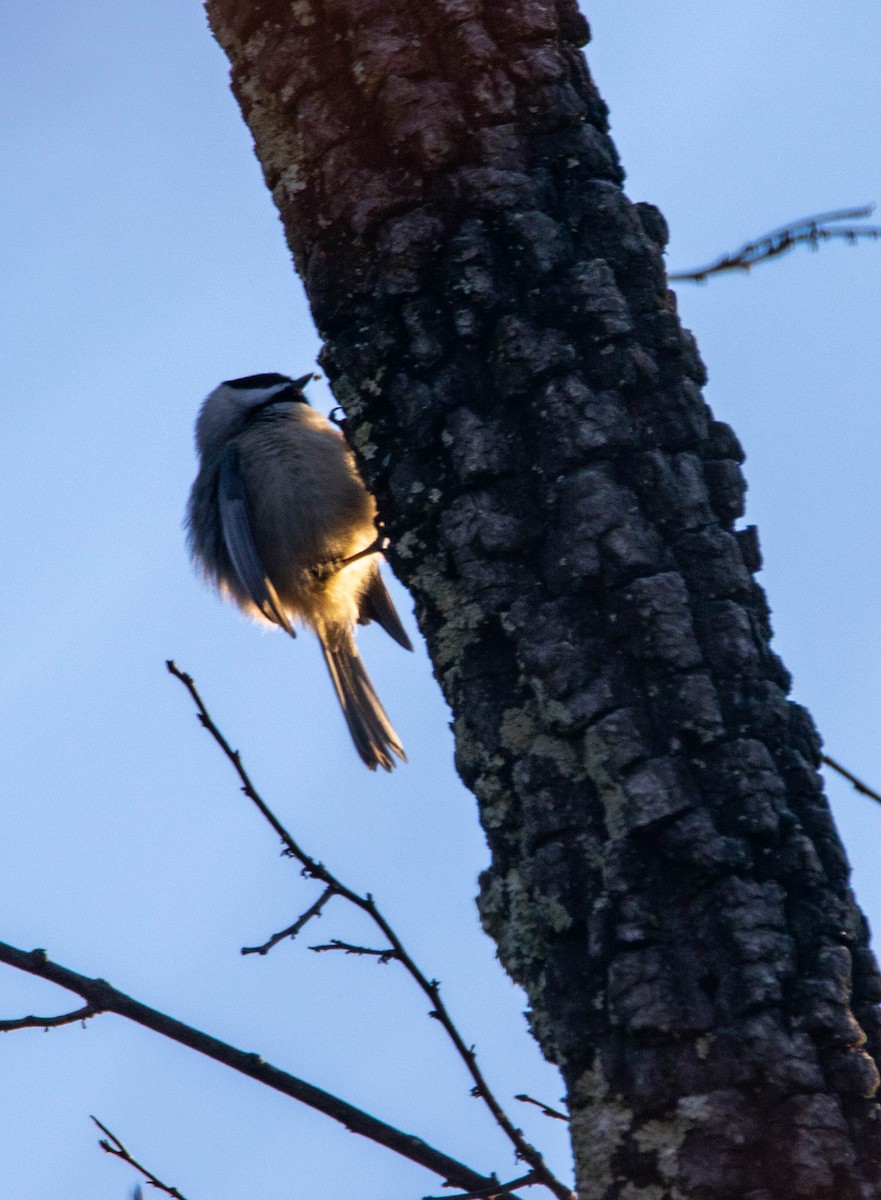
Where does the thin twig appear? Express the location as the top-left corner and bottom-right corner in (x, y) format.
(514, 1095), (569, 1123)
(310, 939), (397, 963)
(423, 1171), (540, 1200)
(822, 754), (881, 806)
(0, 938), (520, 1198)
(670, 204), (880, 283)
(242, 886), (335, 956)
(92, 1117), (189, 1200)
(166, 660), (575, 1200)
(0, 1004), (98, 1032)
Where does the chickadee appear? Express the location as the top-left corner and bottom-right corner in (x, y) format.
(186, 372), (412, 771)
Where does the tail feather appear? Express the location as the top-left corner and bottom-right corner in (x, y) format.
(357, 569), (413, 652)
(319, 629), (407, 771)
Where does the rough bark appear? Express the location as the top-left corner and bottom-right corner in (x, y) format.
(203, 2), (881, 1196)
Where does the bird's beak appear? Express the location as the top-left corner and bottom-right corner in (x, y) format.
(293, 373), (317, 390)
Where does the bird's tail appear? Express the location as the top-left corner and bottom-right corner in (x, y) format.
(319, 627), (407, 771)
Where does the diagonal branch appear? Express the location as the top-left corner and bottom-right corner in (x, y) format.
(0, 938), (523, 1199)
(514, 1096), (569, 1123)
(0, 1004), (98, 1032)
(241, 886), (335, 956)
(92, 1117), (189, 1200)
(822, 754), (881, 806)
(166, 660), (574, 1200)
(669, 204), (880, 282)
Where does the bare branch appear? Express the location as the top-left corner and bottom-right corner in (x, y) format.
(423, 1172), (540, 1200)
(242, 886), (335, 956)
(514, 1095), (569, 1123)
(0, 1004), (98, 1032)
(0, 939), (522, 1198)
(167, 660), (575, 1200)
(669, 204), (880, 283)
(310, 938), (397, 963)
(822, 754), (881, 807)
(92, 1117), (189, 1200)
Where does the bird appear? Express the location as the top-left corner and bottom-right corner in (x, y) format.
(186, 372), (412, 771)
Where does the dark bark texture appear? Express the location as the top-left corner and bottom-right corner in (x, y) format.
(203, 2), (881, 1195)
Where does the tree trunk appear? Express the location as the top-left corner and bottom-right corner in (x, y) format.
(203, 2), (881, 1195)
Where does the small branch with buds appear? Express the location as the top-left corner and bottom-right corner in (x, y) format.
(310, 939), (397, 963)
(166, 660), (574, 1200)
(669, 205), (880, 283)
(0, 1004), (99, 1032)
(241, 886), (334, 956)
(93, 1117), (189, 1200)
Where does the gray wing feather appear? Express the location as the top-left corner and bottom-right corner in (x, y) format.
(218, 445), (296, 637)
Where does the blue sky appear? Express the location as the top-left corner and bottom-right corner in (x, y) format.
(1, 3), (879, 1197)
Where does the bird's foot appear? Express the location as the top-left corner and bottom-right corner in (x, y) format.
(308, 539), (385, 585)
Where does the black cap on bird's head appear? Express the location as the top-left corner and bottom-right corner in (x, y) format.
(224, 372), (316, 398)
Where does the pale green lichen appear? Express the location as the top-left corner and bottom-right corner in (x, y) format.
(498, 869), (574, 953)
(677, 1094), (713, 1122)
(499, 706), (538, 751)
(275, 162), (308, 195)
(241, 24), (266, 53)
(583, 732), (629, 840)
(360, 368), (386, 397)
(328, 374), (364, 418)
(570, 1069), (707, 1199)
(236, 70), (308, 193)
(570, 1064), (633, 1200)
(500, 700), (589, 775)
(536, 690), (585, 734)
(350, 419), (378, 460)
(529, 732), (584, 778)
(472, 768), (511, 829)
(479, 796), (511, 830)
(409, 561), (483, 675)
(634, 1109), (695, 1185)
(394, 530), (421, 560)
(694, 1033), (714, 1061)
(290, 0), (317, 26)
(619, 1185), (668, 1200)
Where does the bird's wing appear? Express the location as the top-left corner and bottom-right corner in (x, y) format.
(217, 445), (296, 637)
(358, 569), (413, 651)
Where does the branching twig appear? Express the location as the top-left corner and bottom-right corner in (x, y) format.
(310, 938), (397, 963)
(669, 204), (880, 283)
(241, 886), (334, 956)
(822, 754), (881, 807)
(514, 1095), (569, 1123)
(92, 1117), (189, 1200)
(166, 660), (574, 1200)
(0, 1003), (98, 1032)
(0, 939), (520, 1198)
